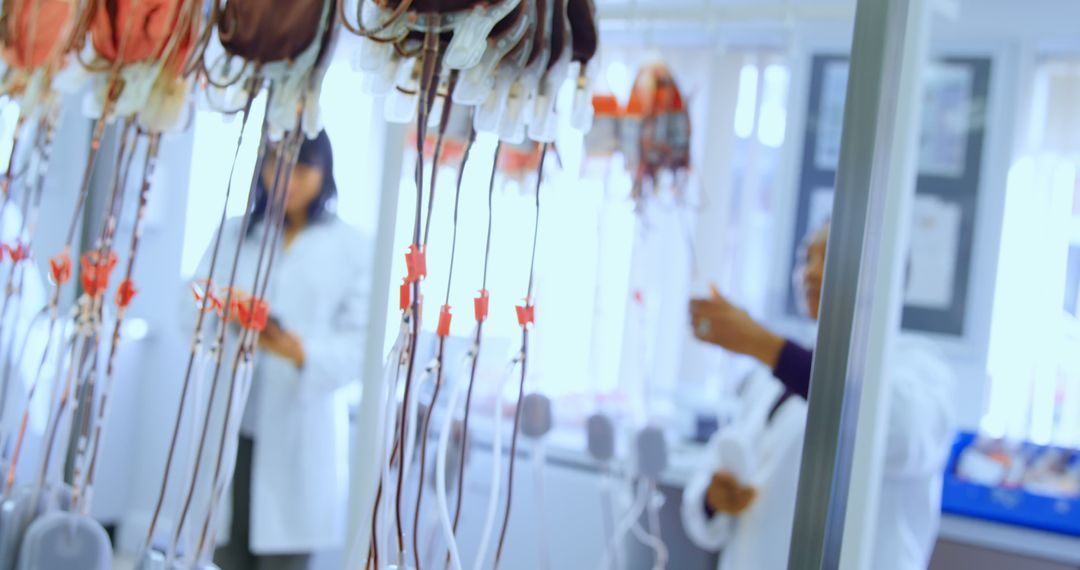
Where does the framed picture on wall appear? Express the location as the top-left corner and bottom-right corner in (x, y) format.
(788, 54), (993, 336)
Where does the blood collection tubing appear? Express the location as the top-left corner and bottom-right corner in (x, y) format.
(472, 356), (517, 570)
(347, 322), (406, 570)
(0, 113), (57, 442)
(493, 142), (547, 569)
(434, 354), (469, 570)
(75, 132), (162, 515)
(194, 126), (303, 563)
(142, 82), (263, 554)
(167, 127), (296, 563)
(410, 75), (462, 570)
(28, 119), (141, 507)
(450, 140), (500, 542)
(391, 26), (446, 568)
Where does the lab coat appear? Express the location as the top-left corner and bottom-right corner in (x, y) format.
(682, 338), (955, 570)
(189, 215), (370, 554)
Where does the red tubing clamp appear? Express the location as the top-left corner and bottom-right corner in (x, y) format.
(474, 289), (490, 323)
(5, 242), (29, 263)
(515, 301), (535, 328)
(399, 278), (411, 311)
(437, 304), (452, 337)
(49, 252), (72, 285)
(116, 279), (137, 308)
(405, 244), (427, 283)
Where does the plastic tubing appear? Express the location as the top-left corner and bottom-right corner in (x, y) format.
(473, 358), (516, 570)
(434, 357), (469, 570)
(380, 337), (407, 565)
(600, 479), (649, 570)
(344, 325), (406, 570)
(599, 468), (624, 570)
(637, 481), (668, 570)
(531, 444), (551, 570)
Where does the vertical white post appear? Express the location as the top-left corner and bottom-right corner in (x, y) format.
(346, 116), (406, 567)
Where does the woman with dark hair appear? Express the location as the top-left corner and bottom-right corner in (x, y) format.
(190, 131), (370, 570)
(681, 223), (955, 570)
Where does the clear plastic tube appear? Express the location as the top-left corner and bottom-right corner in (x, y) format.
(640, 482), (668, 570)
(473, 357), (517, 570)
(344, 322), (408, 569)
(530, 444), (551, 570)
(600, 479), (649, 570)
(434, 359), (470, 570)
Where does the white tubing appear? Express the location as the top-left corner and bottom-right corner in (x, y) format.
(598, 469), (623, 570)
(435, 358), (468, 570)
(195, 355), (256, 565)
(343, 325), (406, 569)
(380, 350), (404, 565)
(630, 521), (668, 570)
(473, 358), (516, 570)
(531, 444), (551, 570)
(643, 482), (668, 570)
(399, 362), (436, 508)
(600, 479), (649, 570)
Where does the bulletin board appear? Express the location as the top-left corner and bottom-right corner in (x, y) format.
(787, 54), (993, 336)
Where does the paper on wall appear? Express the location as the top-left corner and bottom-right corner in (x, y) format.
(905, 194), (963, 309)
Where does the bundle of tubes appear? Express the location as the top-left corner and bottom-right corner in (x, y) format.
(340, 0), (599, 567)
(0, 0), (599, 568)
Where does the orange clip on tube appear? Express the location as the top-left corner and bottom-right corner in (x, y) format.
(515, 302), (535, 328)
(474, 289), (490, 323)
(405, 244), (427, 283)
(6, 242), (29, 263)
(437, 304), (452, 337)
(116, 279), (137, 308)
(399, 278), (411, 311)
(49, 252), (72, 285)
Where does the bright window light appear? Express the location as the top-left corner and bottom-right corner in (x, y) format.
(758, 64), (790, 148)
(734, 64), (759, 139)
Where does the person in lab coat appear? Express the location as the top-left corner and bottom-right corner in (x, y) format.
(199, 130), (370, 570)
(682, 223), (955, 570)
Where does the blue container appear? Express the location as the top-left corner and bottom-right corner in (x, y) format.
(941, 432), (1080, 537)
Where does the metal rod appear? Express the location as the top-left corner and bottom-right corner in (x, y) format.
(786, 0), (927, 567)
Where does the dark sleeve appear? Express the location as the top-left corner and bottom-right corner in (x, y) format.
(772, 340), (813, 400)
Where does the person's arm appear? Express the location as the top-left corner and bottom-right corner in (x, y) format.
(771, 341), (812, 400)
(681, 439), (737, 551)
(690, 292), (811, 398)
(682, 428), (759, 551)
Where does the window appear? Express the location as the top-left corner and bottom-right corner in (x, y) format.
(983, 60), (1080, 449)
(180, 62), (380, 278)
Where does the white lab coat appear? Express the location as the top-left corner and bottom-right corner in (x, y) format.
(682, 338), (955, 570)
(189, 215), (370, 554)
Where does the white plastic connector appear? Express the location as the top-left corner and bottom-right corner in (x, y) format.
(361, 58), (398, 95)
(570, 63), (596, 132)
(527, 90), (558, 142)
(353, 37), (393, 72)
(474, 72), (514, 133)
(385, 89), (419, 124)
(453, 48), (499, 105)
(497, 81), (528, 143)
(444, 10), (497, 70)
(385, 58), (420, 123)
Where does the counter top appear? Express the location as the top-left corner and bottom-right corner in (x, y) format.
(938, 514), (1080, 566)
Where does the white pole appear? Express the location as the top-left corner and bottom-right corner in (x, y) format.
(345, 115), (406, 568)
